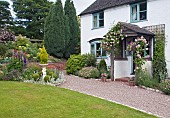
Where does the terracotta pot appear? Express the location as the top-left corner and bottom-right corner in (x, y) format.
(129, 81), (135, 86)
(101, 77), (107, 82)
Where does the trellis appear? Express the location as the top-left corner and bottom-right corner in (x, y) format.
(143, 24), (165, 35)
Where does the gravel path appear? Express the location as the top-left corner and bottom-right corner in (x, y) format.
(60, 75), (170, 118)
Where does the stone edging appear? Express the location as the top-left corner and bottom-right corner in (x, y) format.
(137, 85), (164, 94)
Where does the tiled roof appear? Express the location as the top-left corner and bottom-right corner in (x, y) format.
(80, 0), (142, 16)
(120, 22), (155, 36)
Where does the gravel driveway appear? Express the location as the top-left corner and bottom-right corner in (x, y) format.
(60, 74), (170, 118)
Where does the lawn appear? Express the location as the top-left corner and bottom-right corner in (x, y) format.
(0, 81), (156, 118)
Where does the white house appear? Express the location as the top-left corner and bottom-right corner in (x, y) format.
(80, 0), (170, 79)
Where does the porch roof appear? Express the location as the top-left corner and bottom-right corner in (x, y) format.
(120, 22), (155, 37)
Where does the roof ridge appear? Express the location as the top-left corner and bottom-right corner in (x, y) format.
(80, 0), (142, 16)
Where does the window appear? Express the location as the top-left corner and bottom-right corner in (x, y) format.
(144, 39), (151, 58)
(92, 12), (104, 29)
(90, 41), (106, 58)
(130, 1), (147, 22)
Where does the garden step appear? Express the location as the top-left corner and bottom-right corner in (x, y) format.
(115, 77), (130, 82)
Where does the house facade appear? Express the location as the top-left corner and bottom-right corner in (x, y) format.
(80, 0), (170, 78)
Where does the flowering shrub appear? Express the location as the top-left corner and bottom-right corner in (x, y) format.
(102, 23), (125, 52)
(0, 28), (15, 43)
(159, 81), (170, 95)
(102, 22), (125, 80)
(13, 35), (40, 61)
(78, 67), (100, 79)
(127, 36), (148, 71)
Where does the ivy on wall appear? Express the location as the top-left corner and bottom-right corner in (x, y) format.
(153, 34), (167, 82)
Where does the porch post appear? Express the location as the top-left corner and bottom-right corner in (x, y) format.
(110, 46), (115, 81)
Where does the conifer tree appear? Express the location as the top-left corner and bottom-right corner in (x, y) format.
(12, 0), (52, 39)
(44, 0), (65, 58)
(64, 0), (80, 55)
(0, 1), (13, 28)
(64, 15), (71, 58)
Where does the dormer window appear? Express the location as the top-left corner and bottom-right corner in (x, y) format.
(130, 1), (147, 22)
(92, 12), (104, 29)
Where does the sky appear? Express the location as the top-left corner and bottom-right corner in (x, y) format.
(49, 0), (96, 14)
(2, 0), (96, 17)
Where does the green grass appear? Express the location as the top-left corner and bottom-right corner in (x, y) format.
(0, 81), (156, 118)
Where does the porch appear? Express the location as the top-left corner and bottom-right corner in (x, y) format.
(95, 22), (155, 79)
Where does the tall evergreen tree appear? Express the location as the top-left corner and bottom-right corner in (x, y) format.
(64, 15), (71, 58)
(0, 1), (13, 28)
(12, 0), (52, 39)
(64, 0), (80, 55)
(44, 0), (65, 58)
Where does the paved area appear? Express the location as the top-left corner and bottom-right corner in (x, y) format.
(60, 74), (170, 118)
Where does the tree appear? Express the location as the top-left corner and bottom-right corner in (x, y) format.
(44, 0), (65, 58)
(64, 0), (80, 56)
(64, 15), (71, 58)
(0, 1), (13, 28)
(102, 23), (125, 81)
(12, 0), (52, 39)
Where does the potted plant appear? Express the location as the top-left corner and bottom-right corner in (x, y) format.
(101, 73), (107, 82)
(38, 46), (48, 79)
(129, 77), (135, 86)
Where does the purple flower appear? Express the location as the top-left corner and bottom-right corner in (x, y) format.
(15, 52), (18, 58)
(23, 57), (27, 65)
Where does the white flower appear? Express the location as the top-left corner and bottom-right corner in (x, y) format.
(120, 29), (123, 33)
(137, 54), (141, 58)
(141, 36), (144, 39)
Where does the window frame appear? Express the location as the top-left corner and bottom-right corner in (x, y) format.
(92, 11), (104, 29)
(90, 41), (107, 58)
(130, 1), (147, 23)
